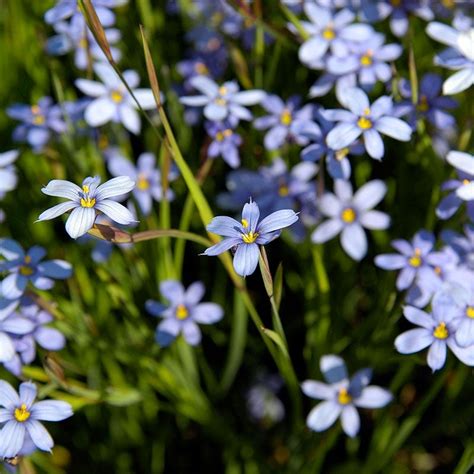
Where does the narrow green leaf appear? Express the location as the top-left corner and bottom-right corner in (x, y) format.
(273, 263), (283, 310)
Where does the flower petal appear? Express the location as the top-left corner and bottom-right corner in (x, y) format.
(306, 400), (341, 432)
(257, 209), (299, 234)
(206, 216), (242, 238)
(427, 340), (447, 372)
(341, 223), (367, 261)
(30, 400), (73, 421)
(403, 306), (434, 329)
(311, 218), (343, 243)
(95, 176), (135, 200)
(341, 405), (360, 437)
(0, 420), (26, 458)
(354, 386), (392, 408)
(37, 201), (77, 221)
(320, 355), (348, 384)
(395, 328), (433, 354)
(65, 207), (96, 239)
(375, 117), (412, 141)
(95, 200), (136, 225)
(353, 180), (387, 211)
(241, 200), (260, 233)
(363, 129), (384, 160)
(19, 382), (37, 408)
(326, 123), (362, 150)
(359, 210), (390, 229)
(184, 282), (205, 306)
(84, 97), (116, 127)
(202, 238), (241, 257)
(301, 380), (334, 400)
(374, 254), (406, 270)
(41, 180), (81, 200)
(26, 420), (54, 452)
(233, 243), (259, 277)
(182, 320), (202, 346)
(191, 303), (223, 324)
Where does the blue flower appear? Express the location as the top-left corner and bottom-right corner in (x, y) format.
(0, 151), (19, 198)
(0, 381), (72, 458)
(205, 119), (242, 168)
(441, 224), (474, 271)
(0, 312), (35, 366)
(247, 375), (284, 425)
(302, 355), (392, 437)
(179, 76), (265, 122)
(0, 239), (72, 300)
(7, 98), (67, 153)
(146, 280), (223, 346)
(46, 16), (122, 70)
(324, 88), (412, 160)
(203, 199), (299, 276)
(426, 21), (474, 95)
(107, 149), (178, 215)
(253, 95), (318, 150)
(437, 151), (474, 220)
(75, 62), (158, 134)
(44, 0), (126, 27)
(312, 180), (390, 261)
(38, 175), (136, 239)
(395, 297), (474, 372)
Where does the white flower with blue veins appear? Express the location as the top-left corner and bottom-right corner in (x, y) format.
(38, 176), (136, 239)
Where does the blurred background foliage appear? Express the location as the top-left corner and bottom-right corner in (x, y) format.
(0, 0), (473, 473)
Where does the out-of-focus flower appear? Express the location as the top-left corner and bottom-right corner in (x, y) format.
(38, 176), (136, 239)
(44, 0), (127, 27)
(253, 95), (318, 150)
(75, 62), (158, 134)
(203, 199), (299, 277)
(302, 355), (392, 437)
(437, 151), (474, 221)
(46, 16), (121, 70)
(324, 88), (412, 160)
(179, 76), (265, 122)
(441, 225), (474, 270)
(146, 280), (223, 346)
(426, 22), (474, 95)
(312, 180), (389, 261)
(0, 151), (19, 199)
(107, 150), (178, 215)
(0, 381), (72, 458)
(7, 98), (67, 152)
(0, 239), (72, 300)
(205, 119), (242, 168)
(395, 298), (474, 372)
(0, 312), (35, 365)
(298, 4), (373, 67)
(247, 375), (285, 426)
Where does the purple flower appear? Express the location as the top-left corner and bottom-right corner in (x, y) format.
(324, 88), (412, 160)
(0, 151), (19, 198)
(203, 199), (299, 277)
(441, 225), (474, 270)
(7, 97), (67, 152)
(107, 150), (178, 215)
(38, 176), (136, 239)
(395, 297), (474, 372)
(75, 62), (157, 134)
(311, 180), (390, 261)
(302, 355), (392, 437)
(0, 239), (72, 301)
(437, 151), (474, 220)
(205, 120), (242, 168)
(253, 95), (318, 150)
(179, 76), (265, 122)
(146, 280), (223, 346)
(0, 381), (72, 458)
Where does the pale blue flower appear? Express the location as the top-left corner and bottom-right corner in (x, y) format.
(75, 62), (158, 134)
(205, 119), (242, 168)
(324, 88), (412, 160)
(38, 176), (136, 239)
(179, 76), (265, 122)
(0, 151), (19, 199)
(247, 375), (284, 425)
(203, 199), (299, 277)
(302, 355), (392, 437)
(0, 312), (35, 365)
(395, 296), (474, 372)
(312, 180), (389, 261)
(0, 381), (72, 458)
(146, 280), (223, 346)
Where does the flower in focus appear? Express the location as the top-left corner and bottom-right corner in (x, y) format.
(302, 355), (392, 437)
(324, 88), (412, 160)
(179, 76), (265, 122)
(203, 199), (299, 277)
(38, 176), (136, 239)
(7, 98), (67, 152)
(0, 380), (73, 458)
(0, 151), (19, 198)
(0, 239), (72, 300)
(426, 21), (474, 95)
(395, 297), (474, 372)
(205, 119), (242, 168)
(312, 180), (390, 261)
(107, 150), (178, 215)
(146, 280), (223, 346)
(75, 62), (158, 134)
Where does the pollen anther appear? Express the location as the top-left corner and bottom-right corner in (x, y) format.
(14, 404), (30, 423)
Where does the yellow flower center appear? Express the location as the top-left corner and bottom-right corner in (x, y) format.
(175, 304), (189, 320)
(19, 266), (34, 276)
(341, 208), (356, 223)
(417, 95), (429, 112)
(337, 388), (352, 405)
(215, 97), (227, 106)
(207, 38), (221, 51)
(218, 86), (228, 96)
(194, 62), (209, 75)
(80, 184), (96, 208)
(441, 0), (454, 7)
(466, 306), (474, 319)
(434, 266), (442, 275)
(14, 404), (31, 423)
(408, 248), (422, 267)
(79, 37), (88, 49)
(279, 185), (289, 197)
(137, 174), (150, 191)
(32, 115), (46, 125)
(31, 105), (40, 115)
(242, 231), (259, 244)
(357, 116), (372, 129)
(391, 0), (401, 6)
(360, 54), (373, 66)
(111, 90), (123, 103)
(322, 28), (335, 40)
(463, 179), (471, 185)
(335, 147), (349, 161)
(280, 109), (292, 126)
(433, 322), (448, 340)
(216, 131), (224, 142)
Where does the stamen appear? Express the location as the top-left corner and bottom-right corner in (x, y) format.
(111, 90), (123, 103)
(433, 322), (448, 339)
(322, 28), (335, 40)
(14, 404), (30, 423)
(337, 388), (352, 405)
(280, 109), (292, 126)
(417, 95), (429, 113)
(194, 62), (209, 75)
(341, 208), (356, 223)
(32, 115), (46, 125)
(137, 174), (150, 191)
(80, 197), (96, 208)
(19, 266), (34, 276)
(242, 231), (258, 244)
(335, 148), (349, 161)
(466, 306), (474, 319)
(279, 185), (289, 197)
(357, 116), (372, 129)
(223, 129), (233, 137)
(241, 218), (249, 228)
(409, 248), (422, 267)
(175, 304), (189, 320)
(218, 86), (228, 96)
